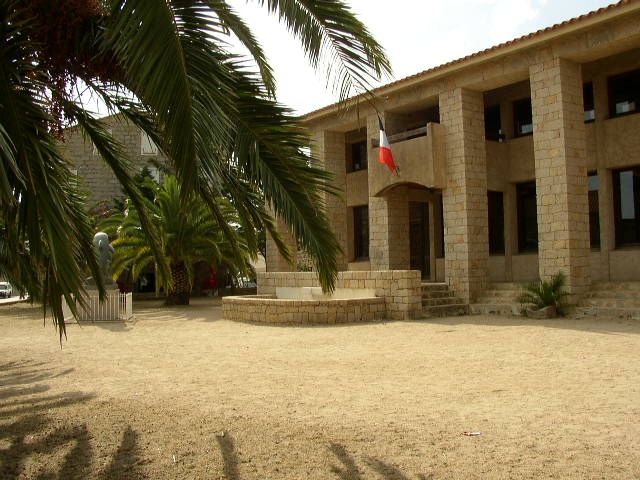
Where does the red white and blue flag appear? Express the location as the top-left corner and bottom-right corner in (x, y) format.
(379, 118), (397, 173)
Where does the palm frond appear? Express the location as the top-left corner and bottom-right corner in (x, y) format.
(259, 0), (392, 103)
(205, 0), (277, 95)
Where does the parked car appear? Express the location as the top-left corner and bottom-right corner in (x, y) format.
(0, 282), (12, 299)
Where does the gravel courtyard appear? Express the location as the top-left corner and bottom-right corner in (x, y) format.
(1, 299), (639, 479)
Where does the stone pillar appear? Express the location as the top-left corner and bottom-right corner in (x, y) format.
(367, 114), (410, 271)
(439, 87), (489, 302)
(314, 130), (348, 270)
(265, 213), (296, 272)
(530, 57), (590, 294)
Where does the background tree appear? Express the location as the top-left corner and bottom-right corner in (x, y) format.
(0, 0), (391, 337)
(102, 176), (253, 305)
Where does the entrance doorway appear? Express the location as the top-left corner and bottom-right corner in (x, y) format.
(409, 202), (430, 279)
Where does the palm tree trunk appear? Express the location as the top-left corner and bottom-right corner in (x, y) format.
(166, 261), (191, 305)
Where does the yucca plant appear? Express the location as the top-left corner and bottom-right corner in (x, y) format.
(518, 271), (569, 314)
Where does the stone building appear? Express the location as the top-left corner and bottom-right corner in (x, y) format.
(267, 0), (640, 306)
(62, 114), (167, 208)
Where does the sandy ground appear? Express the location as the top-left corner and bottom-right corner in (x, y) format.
(0, 298), (639, 479)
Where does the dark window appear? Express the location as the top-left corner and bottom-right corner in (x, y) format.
(584, 82), (595, 122)
(513, 98), (533, 137)
(608, 69), (640, 117)
(488, 191), (505, 254)
(484, 105), (503, 142)
(353, 205), (369, 260)
(350, 141), (368, 171)
(517, 181), (538, 252)
(437, 195), (445, 258)
(588, 172), (600, 249)
(613, 168), (640, 247)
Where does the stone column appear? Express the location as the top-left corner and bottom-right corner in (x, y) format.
(314, 130), (348, 270)
(265, 213), (296, 272)
(530, 57), (590, 294)
(439, 87), (489, 302)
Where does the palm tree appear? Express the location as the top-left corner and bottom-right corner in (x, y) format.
(0, 1), (391, 337)
(104, 176), (252, 305)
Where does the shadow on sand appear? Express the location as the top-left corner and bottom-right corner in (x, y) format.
(214, 433), (434, 480)
(0, 361), (142, 480)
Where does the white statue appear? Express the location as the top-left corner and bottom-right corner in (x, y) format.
(93, 232), (115, 281)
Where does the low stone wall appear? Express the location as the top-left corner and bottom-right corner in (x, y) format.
(222, 295), (386, 325)
(256, 270), (422, 321)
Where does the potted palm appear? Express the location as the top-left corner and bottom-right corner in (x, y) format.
(518, 271), (569, 318)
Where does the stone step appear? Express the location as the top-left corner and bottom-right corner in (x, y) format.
(480, 288), (521, 296)
(574, 306), (640, 320)
(489, 282), (523, 291)
(424, 303), (469, 317)
(470, 303), (523, 316)
(420, 283), (449, 294)
(422, 290), (455, 300)
(476, 292), (521, 302)
(583, 291), (640, 300)
(580, 298), (640, 308)
(590, 282), (640, 292)
(422, 296), (462, 307)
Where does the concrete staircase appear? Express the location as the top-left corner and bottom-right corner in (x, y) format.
(574, 282), (640, 319)
(421, 283), (468, 317)
(469, 282), (524, 316)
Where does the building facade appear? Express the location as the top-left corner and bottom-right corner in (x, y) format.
(62, 115), (167, 208)
(268, 1), (640, 303)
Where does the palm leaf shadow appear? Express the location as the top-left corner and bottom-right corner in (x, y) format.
(216, 432), (241, 480)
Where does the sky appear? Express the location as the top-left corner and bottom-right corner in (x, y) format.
(229, 0), (618, 115)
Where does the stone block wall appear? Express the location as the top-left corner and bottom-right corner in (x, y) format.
(256, 270), (422, 320)
(439, 88), (489, 302)
(222, 295), (386, 325)
(61, 115), (167, 207)
(530, 57), (590, 294)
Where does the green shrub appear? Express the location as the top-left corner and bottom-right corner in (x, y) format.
(518, 271), (569, 313)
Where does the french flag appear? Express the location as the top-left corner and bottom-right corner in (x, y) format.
(379, 118), (397, 173)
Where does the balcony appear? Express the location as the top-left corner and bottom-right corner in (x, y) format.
(370, 122), (445, 196)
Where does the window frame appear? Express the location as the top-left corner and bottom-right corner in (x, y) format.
(349, 140), (368, 172)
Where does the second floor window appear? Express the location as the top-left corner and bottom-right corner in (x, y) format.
(608, 69), (640, 117)
(584, 82), (595, 122)
(513, 98), (533, 137)
(484, 105), (503, 142)
(350, 140), (367, 172)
